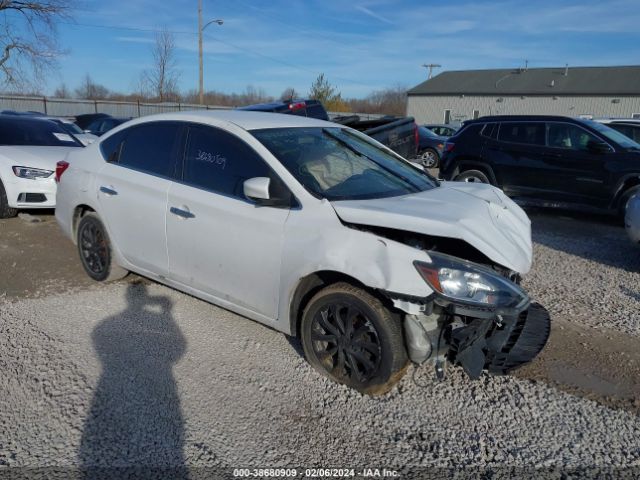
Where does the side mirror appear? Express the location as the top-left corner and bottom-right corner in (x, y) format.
(84, 129), (92, 134)
(243, 177), (271, 202)
(587, 140), (611, 154)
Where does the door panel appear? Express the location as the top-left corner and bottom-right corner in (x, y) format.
(166, 123), (291, 320)
(96, 164), (171, 274)
(537, 123), (610, 204)
(95, 121), (183, 275)
(485, 122), (547, 192)
(166, 183), (289, 319)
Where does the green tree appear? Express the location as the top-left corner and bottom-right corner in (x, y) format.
(309, 73), (348, 111)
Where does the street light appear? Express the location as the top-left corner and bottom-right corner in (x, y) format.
(198, 0), (223, 105)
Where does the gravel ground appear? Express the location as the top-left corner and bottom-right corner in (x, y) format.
(524, 209), (640, 336)
(1, 280), (639, 477)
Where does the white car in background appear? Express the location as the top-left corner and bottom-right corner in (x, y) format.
(626, 194), (640, 245)
(55, 110), (550, 393)
(0, 115), (83, 218)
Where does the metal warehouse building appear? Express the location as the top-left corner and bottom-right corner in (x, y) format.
(406, 65), (640, 124)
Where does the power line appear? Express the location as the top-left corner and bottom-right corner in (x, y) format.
(60, 20), (373, 87)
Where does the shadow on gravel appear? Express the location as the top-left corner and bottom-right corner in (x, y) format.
(526, 208), (640, 272)
(79, 282), (189, 478)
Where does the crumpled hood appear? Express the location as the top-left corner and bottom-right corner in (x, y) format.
(331, 182), (532, 273)
(0, 146), (78, 171)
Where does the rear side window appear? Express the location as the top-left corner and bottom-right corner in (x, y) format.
(118, 122), (182, 178)
(498, 122), (545, 145)
(100, 130), (127, 163)
(480, 123), (497, 139)
(183, 125), (272, 198)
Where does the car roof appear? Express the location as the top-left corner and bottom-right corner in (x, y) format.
(463, 115), (593, 125)
(0, 113), (61, 125)
(119, 109), (336, 131)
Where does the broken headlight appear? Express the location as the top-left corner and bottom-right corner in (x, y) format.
(414, 252), (527, 309)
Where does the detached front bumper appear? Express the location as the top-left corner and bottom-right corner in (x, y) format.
(448, 303), (551, 379)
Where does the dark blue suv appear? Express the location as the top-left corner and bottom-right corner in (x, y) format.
(440, 115), (640, 216)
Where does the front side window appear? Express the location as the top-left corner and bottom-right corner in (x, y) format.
(252, 127), (437, 201)
(498, 122), (545, 146)
(183, 125), (274, 199)
(547, 123), (600, 151)
(118, 122), (182, 177)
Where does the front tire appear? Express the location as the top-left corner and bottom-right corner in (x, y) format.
(620, 185), (640, 219)
(300, 282), (408, 395)
(0, 179), (18, 219)
(77, 212), (128, 282)
(454, 169), (490, 184)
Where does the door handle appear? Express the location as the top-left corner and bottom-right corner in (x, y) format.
(99, 185), (118, 196)
(170, 206), (195, 219)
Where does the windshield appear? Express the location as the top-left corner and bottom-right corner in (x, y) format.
(419, 126), (440, 138)
(0, 119), (83, 147)
(584, 120), (640, 150)
(252, 127), (437, 201)
(58, 121), (84, 135)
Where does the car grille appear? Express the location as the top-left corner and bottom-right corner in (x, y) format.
(17, 193), (47, 203)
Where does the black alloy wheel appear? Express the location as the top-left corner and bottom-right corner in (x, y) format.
(300, 283), (408, 394)
(79, 219), (109, 277)
(310, 302), (382, 383)
(76, 212), (128, 282)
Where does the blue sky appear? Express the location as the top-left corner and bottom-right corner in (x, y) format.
(47, 0), (640, 98)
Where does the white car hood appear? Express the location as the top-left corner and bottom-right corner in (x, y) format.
(331, 182), (533, 273)
(0, 146), (79, 171)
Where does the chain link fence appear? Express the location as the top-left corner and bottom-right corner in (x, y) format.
(0, 95), (384, 120)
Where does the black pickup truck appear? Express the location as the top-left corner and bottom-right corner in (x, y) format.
(240, 99), (418, 160)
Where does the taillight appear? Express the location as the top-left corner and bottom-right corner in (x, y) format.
(288, 101), (306, 112)
(414, 122), (419, 155)
(444, 142), (455, 153)
(55, 161), (69, 183)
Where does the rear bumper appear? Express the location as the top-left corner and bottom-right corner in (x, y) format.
(3, 175), (56, 209)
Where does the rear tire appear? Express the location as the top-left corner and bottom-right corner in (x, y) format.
(418, 148), (439, 168)
(0, 179), (18, 219)
(454, 169), (490, 184)
(77, 212), (128, 282)
(300, 282), (408, 395)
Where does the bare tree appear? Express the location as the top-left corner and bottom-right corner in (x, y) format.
(53, 82), (70, 98)
(75, 74), (109, 100)
(141, 28), (180, 102)
(0, 1), (73, 89)
(280, 87), (298, 101)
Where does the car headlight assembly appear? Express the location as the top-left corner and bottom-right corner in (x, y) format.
(12, 166), (54, 180)
(414, 252), (528, 310)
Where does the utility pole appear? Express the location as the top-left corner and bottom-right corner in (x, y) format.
(198, 1), (223, 105)
(422, 63), (442, 79)
(198, 0), (204, 104)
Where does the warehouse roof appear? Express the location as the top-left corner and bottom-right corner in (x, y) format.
(407, 66), (640, 96)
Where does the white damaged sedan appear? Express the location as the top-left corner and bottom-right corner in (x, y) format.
(55, 110), (550, 394)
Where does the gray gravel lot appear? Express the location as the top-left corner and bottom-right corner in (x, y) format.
(524, 210), (640, 336)
(1, 280), (639, 476)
